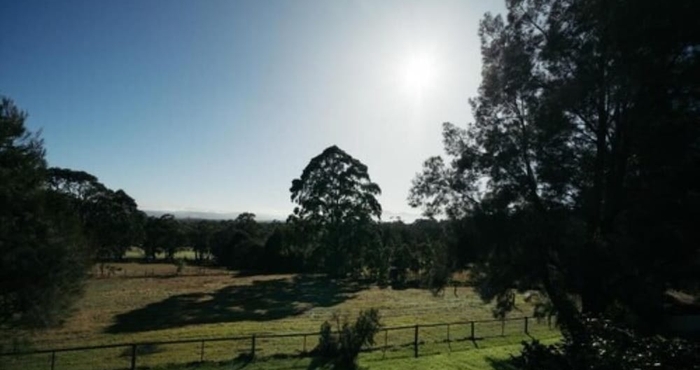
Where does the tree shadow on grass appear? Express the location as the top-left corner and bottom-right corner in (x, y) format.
(485, 356), (519, 370)
(106, 275), (366, 334)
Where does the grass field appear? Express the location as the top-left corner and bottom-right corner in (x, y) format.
(4, 334), (559, 370)
(90, 261), (229, 278)
(150, 336), (563, 370)
(3, 264), (559, 369)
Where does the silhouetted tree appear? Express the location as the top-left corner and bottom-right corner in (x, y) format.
(47, 167), (105, 203)
(410, 0), (700, 337)
(262, 222), (302, 272)
(48, 168), (144, 260)
(144, 214), (183, 260)
(186, 220), (213, 261)
(233, 212), (261, 239)
(0, 97), (89, 328)
(210, 220), (261, 269)
(290, 145), (382, 276)
(84, 189), (144, 260)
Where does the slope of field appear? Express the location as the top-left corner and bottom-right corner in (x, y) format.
(19, 264), (544, 351)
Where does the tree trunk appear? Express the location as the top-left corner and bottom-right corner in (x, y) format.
(542, 267), (587, 341)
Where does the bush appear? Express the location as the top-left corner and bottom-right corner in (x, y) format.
(317, 321), (337, 356)
(511, 340), (568, 370)
(314, 309), (382, 368)
(511, 317), (700, 370)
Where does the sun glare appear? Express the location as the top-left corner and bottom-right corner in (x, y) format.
(399, 53), (438, 96)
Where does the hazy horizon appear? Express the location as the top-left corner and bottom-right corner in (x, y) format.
(1, 0), (506, 219)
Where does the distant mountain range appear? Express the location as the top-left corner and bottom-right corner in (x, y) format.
(143, 209), (422, 223)
(143, 210), (280, 221)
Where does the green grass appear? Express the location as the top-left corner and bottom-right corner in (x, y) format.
(18, 271), (554, 349)
(2, 271), (560, 370)
(3, 334), (560, 370)
(147, 336), (562, 370)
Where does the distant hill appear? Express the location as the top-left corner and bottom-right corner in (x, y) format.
(143, 209), (422, 223)
(143, 210), (282, 221)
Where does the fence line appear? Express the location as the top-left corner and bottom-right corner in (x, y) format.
(0, 316), (557, 370)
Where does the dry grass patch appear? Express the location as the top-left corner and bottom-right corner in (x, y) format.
(90, 262), (229, 278)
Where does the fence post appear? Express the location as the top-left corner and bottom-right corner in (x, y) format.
(200, 340), (205, 362)
(384, 329), (388, 354)
(470, 321), (475, 340)
(51, 351), (56, 370)
(130, 344), (137, 370)
(524, 317), (529, 335)
(501, 318), (505, 336)
(251, 334), (256, 358)
(414, 325), (419, 358)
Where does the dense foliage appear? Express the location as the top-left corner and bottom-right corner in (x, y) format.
(48, 167), (145, 260)
(410, 0), (700, 337)
(143, 214), (183, 260)
(513, 317), (700, 370)
(289, 146), (382, 276)
(0, 98), (89, 328)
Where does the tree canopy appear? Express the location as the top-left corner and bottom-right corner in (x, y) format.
(0, 98), (89, 329)
(290, 145), (382, 275)
(48, 167), (145, 260)
(410, 0), (700, 336)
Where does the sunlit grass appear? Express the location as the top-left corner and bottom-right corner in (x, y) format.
(19, 271), (548, 350)
(147, 337), (562, 370)
(3, 270), (559, 369)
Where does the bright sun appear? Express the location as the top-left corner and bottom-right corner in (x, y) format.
(399, 53), (437, 95)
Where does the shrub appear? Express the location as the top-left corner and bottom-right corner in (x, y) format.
(314, 309), (382, 368)
(511, 340), (568, 370)
(317, 321), (337, 356)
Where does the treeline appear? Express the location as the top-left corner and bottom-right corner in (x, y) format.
(45, 162), (473, 283)
(120, 212), (471, 288)
(43, 167), (458, 286)
(1, 117), (470, 302)
(43, 144), (477, 287)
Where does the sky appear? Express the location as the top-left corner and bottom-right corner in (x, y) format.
(1, 0), (506, 221)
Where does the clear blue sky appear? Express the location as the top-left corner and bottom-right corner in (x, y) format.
(1, 0), (505, 220)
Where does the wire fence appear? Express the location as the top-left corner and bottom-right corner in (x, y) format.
(0, 316), (558, 370)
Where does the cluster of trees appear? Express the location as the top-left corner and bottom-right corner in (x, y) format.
(148, 145), (458, 283)
(47, 167), (145, 261)
(408, 0), (700, 364)
(1, 99), (92, 328)
(1, 126), (459, 289)
(142, 211), (458, 284)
